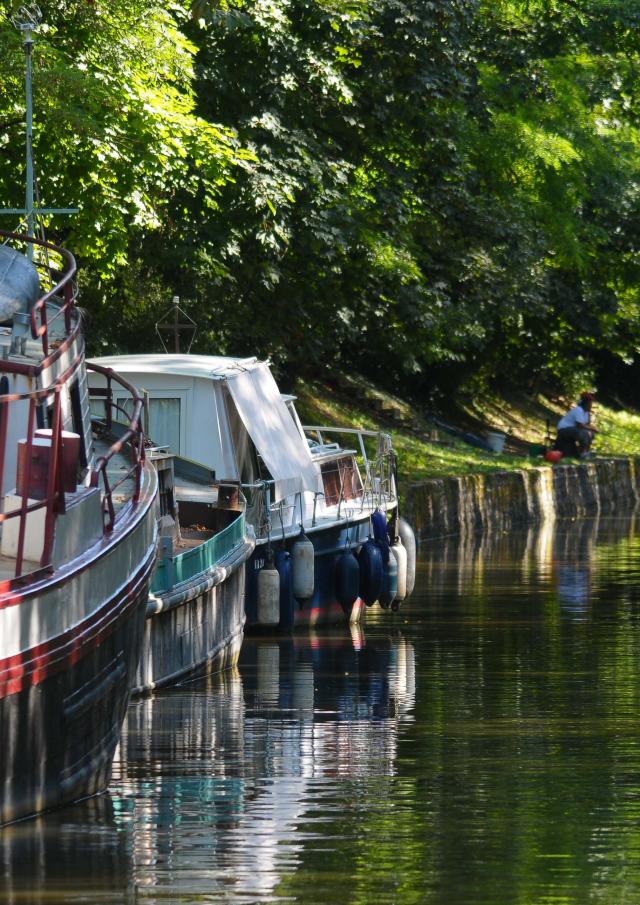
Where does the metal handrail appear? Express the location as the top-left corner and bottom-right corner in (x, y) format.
(0, 363), (147, 583)
(303, 424), (396, 507)
(0, 387), (65, 580)
(0, 229), (79, 371)
(86, 362), (146, 532)
(303, 425), (393, 441)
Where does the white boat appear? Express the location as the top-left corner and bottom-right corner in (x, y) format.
(0, 232), (158, 824)
(0, 12), (160, 823)
(87, 354), (415, 630)
(87, 425), (254, 693)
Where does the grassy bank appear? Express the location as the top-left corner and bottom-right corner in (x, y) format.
(292, 377), (640, 486)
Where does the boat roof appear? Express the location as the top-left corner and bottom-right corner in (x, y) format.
(89, 353), (261, 381)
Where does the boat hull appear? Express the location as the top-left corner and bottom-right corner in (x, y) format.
(0, 469), (157, 826)
(245, 513), (379, 629)
(0, 557), (155, 825)
(132, 535), (255, 694)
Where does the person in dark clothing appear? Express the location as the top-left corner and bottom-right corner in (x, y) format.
(554, 392), (597, 458)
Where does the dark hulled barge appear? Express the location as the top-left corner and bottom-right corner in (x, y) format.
(0, 232), (158, 824)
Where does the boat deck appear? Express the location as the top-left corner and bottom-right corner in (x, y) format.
(0, 553), (38, 582)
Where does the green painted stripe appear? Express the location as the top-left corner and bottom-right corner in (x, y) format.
(151, 512), (245, 594)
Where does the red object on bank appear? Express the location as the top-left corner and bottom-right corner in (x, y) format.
(544, 449), (563, 463)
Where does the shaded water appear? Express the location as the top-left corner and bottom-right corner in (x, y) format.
(4, 515), (640, 903)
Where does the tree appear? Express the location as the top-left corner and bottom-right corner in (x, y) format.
(0, 0), (252, 349)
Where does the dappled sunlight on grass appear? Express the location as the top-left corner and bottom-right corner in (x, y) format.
(390, 432), (537, 482)
(293, 379), (541, 486)
(292, 378), (640, 490)
(596, 408), (640, 456)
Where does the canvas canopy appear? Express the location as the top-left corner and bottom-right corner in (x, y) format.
(226, 362), (320, 500)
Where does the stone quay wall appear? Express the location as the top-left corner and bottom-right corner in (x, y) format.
(404, 458), (640, 541)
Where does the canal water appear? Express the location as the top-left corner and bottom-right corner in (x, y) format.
(3, 515), (640, 904)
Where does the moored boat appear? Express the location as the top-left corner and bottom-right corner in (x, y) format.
(137, 451), (254, 693)
(87, 354), (416, 630)
(82, 382), (255, 692)
(0, 232), (158, 824)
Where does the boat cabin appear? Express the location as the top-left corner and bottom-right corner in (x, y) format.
(88, 354), (396, 542)
(88, 355), (322, 533)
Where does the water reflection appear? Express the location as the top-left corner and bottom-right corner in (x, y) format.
(114, 632), (415, 903)
(6, 515), (640, 904)
(554, 519), (595, 617)
(0, 628), (414, 904)
(420, 512), (640, 618)
(410, 513), (640, 905)
(0, 795), (134, 904)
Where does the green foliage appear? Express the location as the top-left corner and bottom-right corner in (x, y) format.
(0, 1), (250, 280)
(2, 0), (640, 404)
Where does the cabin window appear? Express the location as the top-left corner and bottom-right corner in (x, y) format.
(320, 455), (363, 506)
(117, 396), (182, 455)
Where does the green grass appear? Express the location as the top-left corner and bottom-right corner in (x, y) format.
(292, 377), (640, 488)
(595, 408), (640, 457)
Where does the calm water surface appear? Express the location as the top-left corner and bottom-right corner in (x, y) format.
(4, 516), (640, 904)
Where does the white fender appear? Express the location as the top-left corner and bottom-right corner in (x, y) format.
(398, 517), (416, 597)
(257, 564), (280, 625)
(391, 540), (407, 601)
(292, 531), (315, 599)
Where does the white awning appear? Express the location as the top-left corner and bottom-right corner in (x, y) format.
(226, 363), (320, 500)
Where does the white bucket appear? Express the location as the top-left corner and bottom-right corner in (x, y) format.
(486, 431), (506, 453)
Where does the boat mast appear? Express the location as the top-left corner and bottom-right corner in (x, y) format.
(14, 4), (40, 260)
(24, 13), (34, 253)
(0, 5), (78, 261)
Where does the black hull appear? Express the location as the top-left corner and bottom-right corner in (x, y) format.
(245, 515), (373, 629)
(0, 581), (149, 826)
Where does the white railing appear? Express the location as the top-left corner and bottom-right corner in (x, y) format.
(240, 427), (397, 541)
(303, 425), (397, 510)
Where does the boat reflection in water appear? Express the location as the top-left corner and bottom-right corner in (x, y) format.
(0, 795), (136, 904)
(109, 630), (415, 902)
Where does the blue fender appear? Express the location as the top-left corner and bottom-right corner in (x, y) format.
(274, 549), (294, 630)
(358, 539), (384, 606)
(335, 550), (360, 614)
(371, 509), (390, 564)
(379, 552), (398, 609)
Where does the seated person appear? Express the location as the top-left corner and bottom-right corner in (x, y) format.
(554, 392), (596, 458)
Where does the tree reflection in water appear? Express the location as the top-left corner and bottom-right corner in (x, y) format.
(6, 516), (640, 904)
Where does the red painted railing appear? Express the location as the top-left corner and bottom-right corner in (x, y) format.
(0, 384), (66, 582)
(0, 367), (147, 583)
(86, 363), (146, 532)
(0, 232), (147, 585)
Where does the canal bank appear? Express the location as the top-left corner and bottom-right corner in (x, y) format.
(405, 457), (640, 540)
